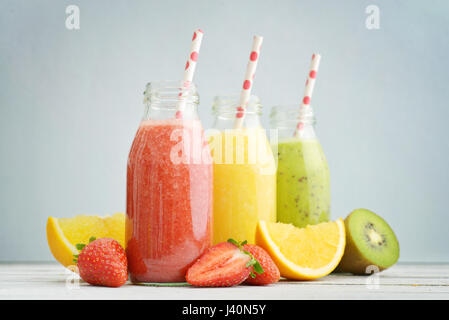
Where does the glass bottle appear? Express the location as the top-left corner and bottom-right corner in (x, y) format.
(126, 81), (213, 283)
(208, 95), (276, 244)
(270, 104), (330, 228)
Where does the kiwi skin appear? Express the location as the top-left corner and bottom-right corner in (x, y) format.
(335, 209), (399, 275)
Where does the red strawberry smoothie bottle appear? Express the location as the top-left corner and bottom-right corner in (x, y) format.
(126, 81), (213, 283)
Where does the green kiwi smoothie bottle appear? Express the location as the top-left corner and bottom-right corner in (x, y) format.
(270, 104), (330, 228)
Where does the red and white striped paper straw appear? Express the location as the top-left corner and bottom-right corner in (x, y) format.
(176, 29), (204, 118)
(294, 53), (321, 135)
(233, 35), (263, 129)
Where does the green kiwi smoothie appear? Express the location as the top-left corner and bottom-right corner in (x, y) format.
(276, 137), (330, 228)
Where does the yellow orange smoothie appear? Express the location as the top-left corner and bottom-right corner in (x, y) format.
(209, 128), (276, 244)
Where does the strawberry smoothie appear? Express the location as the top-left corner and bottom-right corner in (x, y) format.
(126, 119), (213, 283)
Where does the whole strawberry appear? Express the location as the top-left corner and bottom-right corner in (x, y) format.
(74, 237), (128, 287)
(186, 239), (264, 287)
(243, 244), (280, 285)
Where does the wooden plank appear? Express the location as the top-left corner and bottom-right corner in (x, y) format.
(0, 263), (448, 300)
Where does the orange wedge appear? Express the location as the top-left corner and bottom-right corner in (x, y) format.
(256, 219), (346, 280)
(46, 213), (125, 268)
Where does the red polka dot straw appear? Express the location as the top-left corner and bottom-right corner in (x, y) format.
(295, 53), (321, 135)
(177, 29), (204, 118)
(233, 35), (264, 129)
(236, 106), (245, 118)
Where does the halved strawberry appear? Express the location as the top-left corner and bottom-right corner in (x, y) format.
(186, 240), (262, 287)
(243, 244), (280, 285)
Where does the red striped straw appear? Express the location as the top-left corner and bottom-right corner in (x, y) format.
(233, 35), (263, 129)
(176, 29), (204, 118)
(294, 53), (321, 136)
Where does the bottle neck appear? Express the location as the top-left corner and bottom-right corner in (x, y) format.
(212, 95), (262, 130)
(142, 80), (199, 121)
(270, 105), (317, 140)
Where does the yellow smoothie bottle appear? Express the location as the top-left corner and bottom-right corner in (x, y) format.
(208, 95), (276, 244)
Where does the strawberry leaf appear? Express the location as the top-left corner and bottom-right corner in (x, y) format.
(73, 237), (95, 264)
(253, 261), (264, 274)
(245, 258), (256, 268)
(227, 238), (240, 247)
(227, 239), (265, 275)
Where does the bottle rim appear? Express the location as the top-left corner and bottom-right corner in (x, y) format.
(270, 104), (316, 127)
(212, 94), (262, 118)
(143, 80), (199, 108)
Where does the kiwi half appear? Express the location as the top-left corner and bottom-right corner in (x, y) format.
(336, 208), (399, 274)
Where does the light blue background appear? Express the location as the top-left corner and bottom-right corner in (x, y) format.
(1, 0), (448, 262)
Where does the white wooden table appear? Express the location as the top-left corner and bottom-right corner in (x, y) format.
(0, 262), (448, 300)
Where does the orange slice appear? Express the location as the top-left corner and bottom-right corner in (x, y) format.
(256, 219), (345, 280)
(46, 213), (125, 268)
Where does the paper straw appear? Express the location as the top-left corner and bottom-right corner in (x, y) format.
(233, 35), (263, 129)
(176, 29), (204, 118)
(294, 53), (321, 136)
